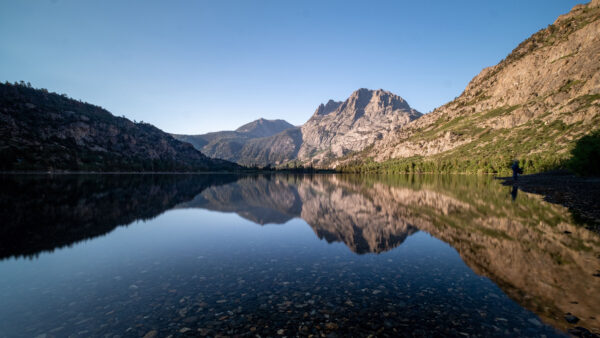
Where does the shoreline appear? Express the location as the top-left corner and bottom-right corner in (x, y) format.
(498, 173), (600, 232)
(0, 170), (336, 175)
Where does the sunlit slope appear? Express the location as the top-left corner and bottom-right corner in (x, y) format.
(340, 1), (600, 173)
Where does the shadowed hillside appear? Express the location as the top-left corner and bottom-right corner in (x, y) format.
(0, 82), (239, 172)
(172, 118), (296, 166)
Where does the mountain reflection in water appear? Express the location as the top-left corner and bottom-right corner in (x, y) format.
(0, 173), (598, 335)
(0, 174), (239, 259)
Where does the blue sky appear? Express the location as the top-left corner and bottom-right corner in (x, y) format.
(0, 0), (580, 134)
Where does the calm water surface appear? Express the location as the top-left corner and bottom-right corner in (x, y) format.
(0, 174), (598, 337)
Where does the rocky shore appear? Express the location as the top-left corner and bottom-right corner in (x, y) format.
(498, 173), (600, 232)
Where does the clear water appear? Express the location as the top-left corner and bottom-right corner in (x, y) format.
(0, 174), (598, 337)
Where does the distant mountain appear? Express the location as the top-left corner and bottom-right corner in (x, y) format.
(235, 118), (295, 138)
(237, 127), (303, 166)
(180, 88), (421, 167)
(0, 82), (239, 171)
(298, 88), (421, 165)
(340, 1), (600, 173)
(172, 118), (296, 165)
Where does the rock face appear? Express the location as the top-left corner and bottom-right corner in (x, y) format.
(172, 118), (296, 166)
(353, 2), (600, 169)
(299, 89), (421, 164)
(0, 83), (239, 171)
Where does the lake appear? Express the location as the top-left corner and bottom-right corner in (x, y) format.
(0, 174), (598, 337)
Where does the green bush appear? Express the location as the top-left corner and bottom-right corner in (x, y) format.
(568, 130), (600, 176)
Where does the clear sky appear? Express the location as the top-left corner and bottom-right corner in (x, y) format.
(0, 0), (581, 134)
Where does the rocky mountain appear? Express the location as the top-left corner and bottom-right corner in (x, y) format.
(172, 118), (296, 165)
(247, 88), (421, 167)
(0, 82), (239, 171)
(235, 118), (295, 138)
(299, 88), (421, 165)
(340, 1), (600, 173)
(180, 88), (421, 167)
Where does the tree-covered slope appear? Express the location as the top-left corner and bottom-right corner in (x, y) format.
(0, 82), (239, 171)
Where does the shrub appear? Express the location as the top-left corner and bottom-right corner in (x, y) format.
(568, 130), (600, 176)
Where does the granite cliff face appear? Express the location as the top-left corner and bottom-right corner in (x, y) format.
(172, 118), (296, 166)
(348, 1), (600, 169)
(0, 83), (238, 171)
(299, 89), (421, 165)
(239, 86), (424, 167)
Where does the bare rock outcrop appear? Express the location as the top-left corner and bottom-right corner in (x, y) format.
(299, 89), (421, 165)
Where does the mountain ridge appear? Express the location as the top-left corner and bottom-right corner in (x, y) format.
(178, 88), (421, 167)
(4, 2), (598, 173)
(172, 118), (296, 165)
(0, 82), (239, 172)
(338, 1), (600, 173)
(298, 88), (421, 165)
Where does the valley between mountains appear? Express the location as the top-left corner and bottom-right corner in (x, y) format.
(1, 1), (598, 173)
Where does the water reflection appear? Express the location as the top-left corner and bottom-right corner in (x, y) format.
(303, 175), (600, 333)
(0, 173), (598, 335)
(174, 174), (600, 333)
(179, 175), (302, 225)
(511, 184), (518, 200)
(0, 174), (238, 259)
